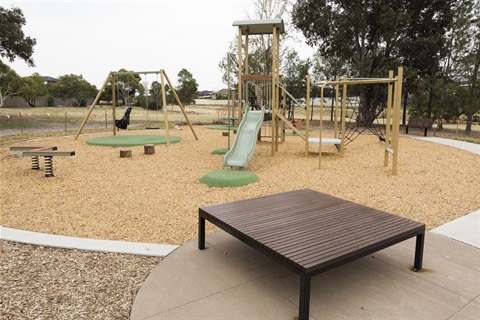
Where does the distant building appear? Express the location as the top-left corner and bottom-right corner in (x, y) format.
(197, 90), (214, 99)
(213, 88), (229, 99)
(43, 76), (58, 84)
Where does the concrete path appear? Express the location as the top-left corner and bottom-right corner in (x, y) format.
(405, 135), (479, 248)
(131, 231), (479, 320)
(404, 135), (480, 155)
(130, 137), (479, 319)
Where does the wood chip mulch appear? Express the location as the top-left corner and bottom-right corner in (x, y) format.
(1, 125), (478, 318)
(0, 240), (160, 319)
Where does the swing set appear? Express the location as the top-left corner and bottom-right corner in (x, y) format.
(75, 69), (198, 143)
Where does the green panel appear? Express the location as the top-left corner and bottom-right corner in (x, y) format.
(86, 135), (181, 147)
(206, 125), (239, 131)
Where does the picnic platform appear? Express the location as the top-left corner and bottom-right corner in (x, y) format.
(198, 189), (425, 319)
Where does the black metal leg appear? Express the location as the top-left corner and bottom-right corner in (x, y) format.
(413, 232), (425, 271)
(299, 273), (311, 320)
(198, 215), (206, 250)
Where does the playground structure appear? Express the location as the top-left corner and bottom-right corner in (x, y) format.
(224, 19), (296, 168)
(306, 68), (403, 174)
(226, 19), (302, 168)
(75, 69), (198, 143)
(228, 19), (402, 174)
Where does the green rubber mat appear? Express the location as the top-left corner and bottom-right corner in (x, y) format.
(199, 170), (260, 188)
(211, 148), (230, 155)
(86, 135), (181, 147)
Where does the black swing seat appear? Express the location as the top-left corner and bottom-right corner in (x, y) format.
(115, 107), (132, 130)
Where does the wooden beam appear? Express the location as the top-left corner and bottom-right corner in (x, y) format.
(237, 26), (243, 124)
(312, 78), (396, 86)
(22, 151), (75, 157)
(384, 70), (394, 168)
(10, 146), (57, 151)
(75, 72), (111, 139)
(111, 75), (116, 136)
(162, 70), (199, 141)
(392, 67), (403, 175)
(305, 74), (311, 156)
(242, 74), (272, 81)
(160, 70), (170, 146)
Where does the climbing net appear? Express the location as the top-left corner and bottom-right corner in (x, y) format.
(319, 81), (391, 146)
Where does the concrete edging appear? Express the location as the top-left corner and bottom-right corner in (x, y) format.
(0, 226), (178, 257)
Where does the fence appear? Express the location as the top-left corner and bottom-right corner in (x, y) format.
(2, 96), (94, 108)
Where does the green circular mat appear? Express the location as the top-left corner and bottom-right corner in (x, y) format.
(206, 125), (239, 130)
(199, 170), (260, 188)
(86, 135), (181, 147)
(211, 148), (230, 155)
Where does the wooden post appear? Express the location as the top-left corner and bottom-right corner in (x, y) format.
(318, 83), (325, 169)
(120, 150), (132, 158)
(339, 75), (347, 157)
(162, 70), (199, 141)
(75, 72), (112, 139)
(160, 70), (170, 146)
(144, 144), (155, 155)
(111, 75), (116, 136)
(384, 70), (394, 167)
(305, 75), (311, 156)
(392, 67), (403, 175)
(237, 27), (243, 124)
(271, 25), (278, 156)
(275, 28), (280, 152)
(245, 30), (249, 75)
(334, 75), (340, 139)
(281, 79), (287, 143)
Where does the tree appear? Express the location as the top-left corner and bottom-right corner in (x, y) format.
(437, 0), (474, 129)
(463, 7), (480, 135)
(0, 6), (36, 68)
(292, 0), (453, 125)
(176, 69), (198, 105)
(21, 72), (47, 107)
(283, 50), (310, 118)
(49, 74), (97, 107)
(0, 6), (36, 106)
(0, 63), (23, 107)
(113, 69), (142, 106)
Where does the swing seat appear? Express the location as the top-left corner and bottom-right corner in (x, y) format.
(116, 107), (132, 130)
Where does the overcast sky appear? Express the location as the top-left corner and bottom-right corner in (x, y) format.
(3, 0), (314, 91)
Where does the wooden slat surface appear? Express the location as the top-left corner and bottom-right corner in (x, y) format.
(22, 150), (75, 157)
(200, 189), (425, 274)
(10, 146), (57, 151)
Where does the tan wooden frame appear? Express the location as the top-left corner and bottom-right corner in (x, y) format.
(308, 67), (403, 175)
(75, 70), (198, 142)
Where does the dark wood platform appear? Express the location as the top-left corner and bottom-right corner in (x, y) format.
(199, 189), (425, 320)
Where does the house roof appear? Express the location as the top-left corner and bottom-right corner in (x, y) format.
(232, 19), (285, 35)
(43, 76), (58, 82)
(215, 88), (229, 95)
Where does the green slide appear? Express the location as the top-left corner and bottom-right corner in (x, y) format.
(224, 108), (265, 168)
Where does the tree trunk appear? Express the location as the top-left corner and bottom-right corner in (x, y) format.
(402, 90), (408, 126)
(427, 78), (436, 117)
(466, 46), (480, 135)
